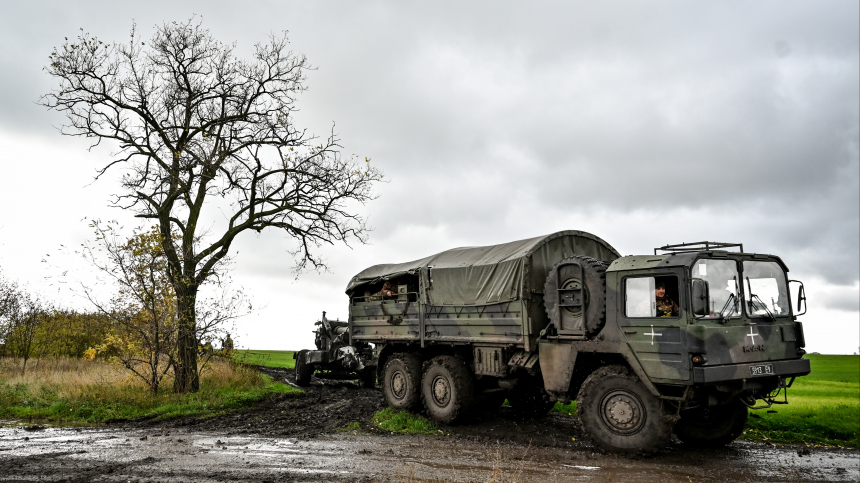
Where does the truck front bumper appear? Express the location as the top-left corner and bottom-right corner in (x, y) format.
(692, 358), (810, 384)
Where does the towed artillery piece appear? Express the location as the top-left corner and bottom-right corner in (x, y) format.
(294, 230), (810, 454)
(293, 311), (376, 387)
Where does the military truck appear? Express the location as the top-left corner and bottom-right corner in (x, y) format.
(293, 230), (810, 454)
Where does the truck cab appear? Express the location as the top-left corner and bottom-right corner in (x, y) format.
(604, 243), (809, 405)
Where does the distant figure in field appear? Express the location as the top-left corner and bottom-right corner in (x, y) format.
(222, 333), (234, 355)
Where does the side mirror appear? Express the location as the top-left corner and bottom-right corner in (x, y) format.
(691, 278), (710, 316)
(790, 280), (807, 316)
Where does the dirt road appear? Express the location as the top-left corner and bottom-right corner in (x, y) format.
(1, 367), (856, 482)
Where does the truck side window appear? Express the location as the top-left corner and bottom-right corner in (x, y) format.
(625, 276), (680, 318)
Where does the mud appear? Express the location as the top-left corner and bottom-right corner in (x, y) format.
(1, 367), (857, 482)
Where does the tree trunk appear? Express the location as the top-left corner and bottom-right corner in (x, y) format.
(173, 288), (199, 393)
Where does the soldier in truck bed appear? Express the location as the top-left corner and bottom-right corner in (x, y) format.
(655, 280), (679, 316)
(377, 280), (396, 298)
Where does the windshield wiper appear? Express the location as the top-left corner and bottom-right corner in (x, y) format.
(751, 294), (776, 321)
(746, 277), (776, 321)
(718, 292), (738, 321)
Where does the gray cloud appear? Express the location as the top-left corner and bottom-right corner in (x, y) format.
(0, 1), (856, 351)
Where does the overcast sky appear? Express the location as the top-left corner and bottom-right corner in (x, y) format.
(1, 1), (857, 353)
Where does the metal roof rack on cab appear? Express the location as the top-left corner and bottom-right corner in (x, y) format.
(654, 241), (744, 255)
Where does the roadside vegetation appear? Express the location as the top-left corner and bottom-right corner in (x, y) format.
(373, 407), (439, 434)
(0, 357), (300, 425)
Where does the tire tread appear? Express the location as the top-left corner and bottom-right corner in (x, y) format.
(421, 355), (476, 424)
(576, 365), (673, 455)
(382, 353), (422, 410)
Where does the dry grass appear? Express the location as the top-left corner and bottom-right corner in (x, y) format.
(0, 357), (131, 399)
(478, 443), (530, 483)
(0, 357), (270, 394)
(392, 442), (532, 483)
(0, 356), (299, 423)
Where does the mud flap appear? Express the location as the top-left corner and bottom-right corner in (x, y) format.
(536, 342), (577, 396)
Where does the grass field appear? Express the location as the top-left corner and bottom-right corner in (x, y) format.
(246, 350), (858, 446)
(743, 354), (859, 447)
(0, 357), (301, 425)
(234, 349), (296, 369)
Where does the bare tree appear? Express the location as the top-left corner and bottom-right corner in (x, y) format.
(42, 19), (382, 392)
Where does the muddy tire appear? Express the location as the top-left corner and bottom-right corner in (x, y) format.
(544, 256), (608, 337)
(674, 399), (748, 447)
(294, 350), (313, 387)
(508, 385), (556, 419)
(421, 355), (476, 424)
(382, 353), (422, 410)
(576, 365), (673, 455)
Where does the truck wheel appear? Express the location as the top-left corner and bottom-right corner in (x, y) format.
(674, 399), (748, 447)
(508, 385), (556, 418)
(421, 355), (476, 424)
(294, 350), (313, 387)
(577, 365), (673, 455)
(544, 256), (607, 337)
(382, 353), (422, 410)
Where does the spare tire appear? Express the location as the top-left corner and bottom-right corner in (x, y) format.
(544, 256), (607, 337)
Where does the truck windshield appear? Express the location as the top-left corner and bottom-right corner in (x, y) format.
(692, 259), (740, 319)
(742, 261), (790, 317)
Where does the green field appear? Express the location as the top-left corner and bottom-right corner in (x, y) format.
(235, 350), (296, 369)
(743, 354), (859, 447)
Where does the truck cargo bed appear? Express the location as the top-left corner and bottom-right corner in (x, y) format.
(350, 299), (528, 347)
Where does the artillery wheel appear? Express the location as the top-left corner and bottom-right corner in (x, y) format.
(577, 365), (673, 455)
(508, 385), (556, 418)
(382, 353), (422, 410)
(294, 350), (313, 387)
(543, 256), (608, 337)
(422, 355), (476, 424)
(674, 399), (748, 447)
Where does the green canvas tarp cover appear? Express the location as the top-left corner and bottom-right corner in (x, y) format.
(346, 230), (621, 306)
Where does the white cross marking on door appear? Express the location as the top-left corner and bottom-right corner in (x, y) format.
(747, 325), (759, 344)
(644, 325), (663, 345)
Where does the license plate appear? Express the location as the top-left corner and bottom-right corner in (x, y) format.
(749, 364), (774, 376)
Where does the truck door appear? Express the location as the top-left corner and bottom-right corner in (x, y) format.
(619, 271), (691, 382)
